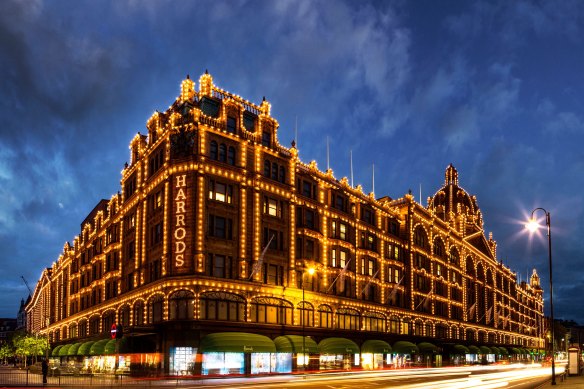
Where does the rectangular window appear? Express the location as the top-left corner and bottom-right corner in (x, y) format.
(361, 207), (375, 225)
(332, 249), (348, 268)
(262, 131), (271, 147)
(263, 228), (282, 250)
(227, 116), (237, 133)
(332, 193), (347, 212)
(264, 264), (283, 286)
(210, 254), (231, 278)
(208, 215), (233, 239)
(264, 197), (281, 217)
(302, 181), (312, 197)
(209, 180), (233, 203)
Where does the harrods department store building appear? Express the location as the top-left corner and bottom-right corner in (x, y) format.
(27, 72), (545, 374)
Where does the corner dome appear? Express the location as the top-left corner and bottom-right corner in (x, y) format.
(428, 164), (483, 231)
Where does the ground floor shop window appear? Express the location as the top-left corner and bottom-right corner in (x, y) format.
(202, 352), (244, 375)
(169, 347), (197, 375)
(361, 353), (384, 369)
(319, 354), (354, 370)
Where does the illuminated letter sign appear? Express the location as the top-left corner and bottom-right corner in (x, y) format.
(174, 174), (188, 269)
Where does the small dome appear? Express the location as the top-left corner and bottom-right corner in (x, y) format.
(428, 164), (483, 229)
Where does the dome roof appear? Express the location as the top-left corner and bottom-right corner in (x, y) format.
(428, 164), (483, 230)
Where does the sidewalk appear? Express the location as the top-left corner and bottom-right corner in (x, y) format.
(539, 374), (584, 388)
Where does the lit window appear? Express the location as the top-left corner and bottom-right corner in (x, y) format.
(267, 198), (278, 216)
(208, 180), (233, 203)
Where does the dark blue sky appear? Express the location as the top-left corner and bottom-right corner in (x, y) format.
(1, 1), (583, 323)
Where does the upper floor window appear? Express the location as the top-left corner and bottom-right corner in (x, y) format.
(124, 174), (137, 200)
(361, 207), (375, 225)
(201, 97), (220, 117)
(297, 207), (318, 230)
(243, 112), (256, 132)
(414, 227), (427, 249)
(360, 231), (377, 252)
(331, 220), (349, 241)
(264, 197), (283, 218)
(388, 219), (399, 236)
(227, 116), (237, 133)
(385, 242), (400, 261)
(331, 248), (349, 269)
(297, 178), (316, 199)
(331, 192), (348, 212)
(262, 131), (271, 147)
(263, 228), (284, 251)
(210, 140), (236, 166)
(361, 257), (376, 276)
(264, 160), (286, 184)
(208, 180), (233, 203)
(148, 146), (165, 177)
(208, 215), (233, 239)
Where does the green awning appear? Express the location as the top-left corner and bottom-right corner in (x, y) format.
(77, 341), (96, 356)
(392, 341), (418, 355)
(510, 347), (521, 355)
(104, 339), (117, 355)
(453, 344), (469, 355)
(479, 346), (491, 354)
(361, 340), (391, 354)
(89, 339), (110, 356)
(468, 345), (480, 354)
(67, 343), (82, 356)
(498, 346), (509, 355)
(51, 345), (64, 357)
(418, 342), (439, 354)
(104, 337), (130, 354)
(58, 344), (71, 357)
(200, 332), (276, 353)
(490, 346), (500, 355)
(274, 336), (318, 354)
(318, 338), (360, 354)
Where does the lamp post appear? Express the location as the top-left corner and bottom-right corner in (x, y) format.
(526, 208), (556, 385)
(301, 267), (315, 372)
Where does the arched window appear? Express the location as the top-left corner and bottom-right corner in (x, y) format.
(336, 308), (359, 330)
(414, 227), (427, 249)
(227, 146), (236, 165)
(401, 318), (411, 335)
(149, 295), (164, 323)
(134, 301), (145, 326)
(210, 141), (218, 160)
(433, 238), (445, 258)
(119, 305), (130, 327)
(78, 320), (88, 337)
(200, 291), (245, 322)
(69, 323), (78, 339)
(466, 329), (476, 342)
(424, 321), (433, 337)
(264, 160), (271, 177)
(363, 311), (386, 332)
(436, 323), (448, 339)
(219, 143), (227, 162)
(89, 316), (100, 335)
(271, 162), (278, 180)
(389, 316), (400, 334)
(413, 319), (423, 336)
(250, 297), (293, 325)
(169, 290), (195, 320)
(318, 305), (333, 328)
(449, 248), (460, 267)
(298, 301), (314, 327)
(102, 311), (116, 333)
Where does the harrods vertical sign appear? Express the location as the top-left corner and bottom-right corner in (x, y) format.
(171, 173), (193, 274)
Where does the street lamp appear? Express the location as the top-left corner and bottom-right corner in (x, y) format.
(526, 208), (556, 385)
(301, 267), (315, 371)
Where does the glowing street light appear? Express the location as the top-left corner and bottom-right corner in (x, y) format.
(525, 208), (556, 385)
(301, 266), (315, 371)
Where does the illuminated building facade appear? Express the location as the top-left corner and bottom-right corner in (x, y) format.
(26, 72), (544, 374)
